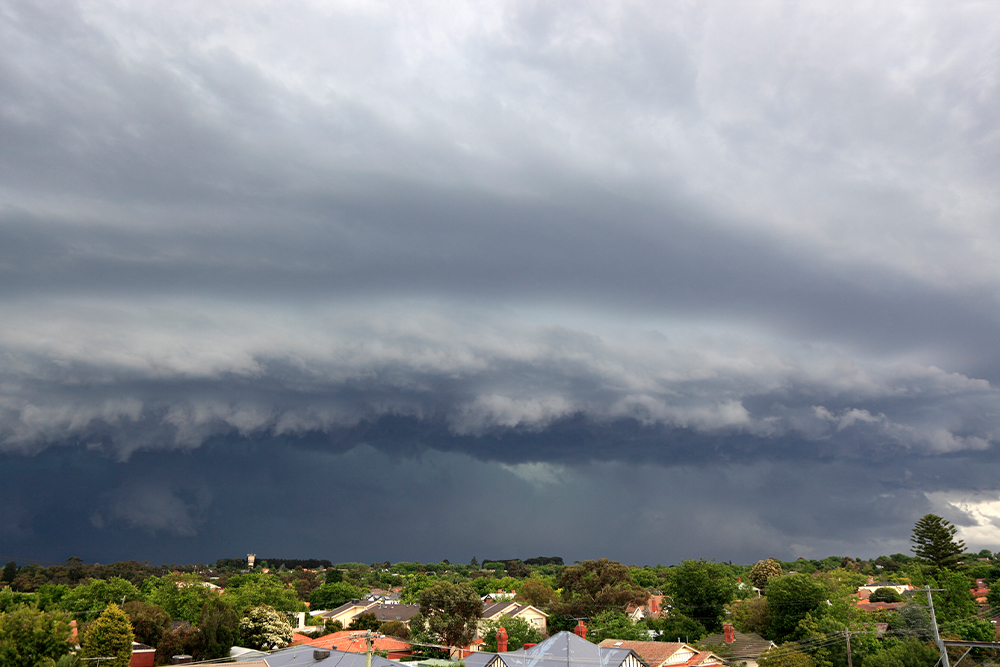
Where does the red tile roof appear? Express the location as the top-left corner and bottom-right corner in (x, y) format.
(302, 631), (413, 655)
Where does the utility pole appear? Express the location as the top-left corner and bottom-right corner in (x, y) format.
(925, 585), (950, 667)
(845, 630), (853, 667)
(366, 630), (373, 667)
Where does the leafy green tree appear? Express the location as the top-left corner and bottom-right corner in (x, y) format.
(194, 597), (239, 661)
(587, 610), (648, 643)
(479, 615), (541, 651)
(1, 562), (16, 584)
(308, 581), (366, 610)
(380, 620), (409, 639)
(81, 603), (134, 667)
(239, 605), (293, 650)
(0, 605), (73, 667)
(758, 645), (815, 667)
(417, 581), (483, 648)
(326, 569), (344, 584)
(863, 638), (939, 667)
(868, 587), (902, 603)
(630, 568), (659, 589)
(911, 514), (965, 571)
(157, 626), (198, 661)
(349, 612), (382, 631)
(749, 559), (783, 592)
(141, 575), (215, 624)
(0, 586), (35, 613)
(123, 600), (169, 648)
(222, 573), (303, 614)
(651, 613), (706, 643)
(63, 577), (140, 621)
(516, 579), (555, 608)
(665, 560), (737, 633)
(555, 559), (648, 619)
(887, 604), (933, 640)
(728, 595), (770, 637)
(765, 574), (829, 641)
(926, 571), (976, 624)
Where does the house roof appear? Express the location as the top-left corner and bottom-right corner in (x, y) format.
(301, 631), (412, 654)
(474, 631), (647, 667)
(699, 631), (775, 660)
(598, 640), (690, 666)
(263, 645), (400, 667)
(367, 603), (421, 622)
(482, 602), (548, 620)
(856, 602), (905, 612)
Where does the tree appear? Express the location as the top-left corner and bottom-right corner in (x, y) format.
(864, 638), (939, 667)
(141, 575), (216, 624)
(122, 601), (169, 648)
(479, 616), (541, 651)
(0, 605), (73, 667)
(417, 581), (483, 648)
(517, 580), (555, 608)
(911, 514), (965, 571)
(326, 569), (344, 584)
(749, 559), (783, 592)
(757, 645), (815, 667)
(63, 577), (141, 621)
(222, 573), (304, 614)
(929, 570), (976, 624)
(554, 559), (648, 619)
(309, 581), (366, 610)
(587, 611), (648, 643)
(239, 605), (293, 650)
(651, 613), (706, 643)
(1, 562), (16, 584)
(380, 620), (409, 639)
(81, 603), (134, 667)
(349, 612), (382, 631)
(194, 597), (239, 661)
(665, 560), (737, 633)
(764, 574), (828, 642)
(868, 587), (902, 603)
(728, 596), (770, 637)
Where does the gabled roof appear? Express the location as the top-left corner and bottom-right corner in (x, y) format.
(302, 631), (412, 654)
(598, 640), (692, 666)
(699, 631), (775, 660)
(367, 603), (421, 622)
(474, 631), (647, 667)
(481, 602), (548, 620)
(264, 645), (400, 667)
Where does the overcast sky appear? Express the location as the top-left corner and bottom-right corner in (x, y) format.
(2, 0), (1000, 567)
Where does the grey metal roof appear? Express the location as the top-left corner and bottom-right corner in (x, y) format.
(265, 645), (401, 667)
(475, 631), (647, 667)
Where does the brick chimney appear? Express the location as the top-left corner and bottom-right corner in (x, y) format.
(497, 626), (508, 653)
(723, 622), (734, 644)
(574, 621), (587, 639)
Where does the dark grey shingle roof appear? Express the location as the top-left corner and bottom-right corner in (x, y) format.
(475, 631), (647, 667)
(265, 645), (400, 667)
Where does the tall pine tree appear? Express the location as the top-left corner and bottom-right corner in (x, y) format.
(911, 514), (966, 571)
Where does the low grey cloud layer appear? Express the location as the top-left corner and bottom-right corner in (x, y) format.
(2, 0), (1000, 564)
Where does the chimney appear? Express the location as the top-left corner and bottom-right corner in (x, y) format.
(69, 620), (78, 644)
(574, 621), (587, 639)
(723, 623), (734, 644)
(497, 626), (508, 653)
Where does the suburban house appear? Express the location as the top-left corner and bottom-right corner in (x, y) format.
(259, 645), (402, 667)
(465, 629), (648, 667)
(598, 640), (724, 667)
(317, 601), (421, 628)
(318, 600), (376, 627)
(856, 582), (913, 599)
(626, 595), (664, 622)
(294, 631), (414, 660)
(480, 601), (549, 634)
(699, 624), (776, 667)
(482, 590), (518, 602)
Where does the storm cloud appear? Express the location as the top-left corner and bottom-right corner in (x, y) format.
(2, 0), (1000, 564)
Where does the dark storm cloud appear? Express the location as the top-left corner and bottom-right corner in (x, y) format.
(2, 0), (1000, 560)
